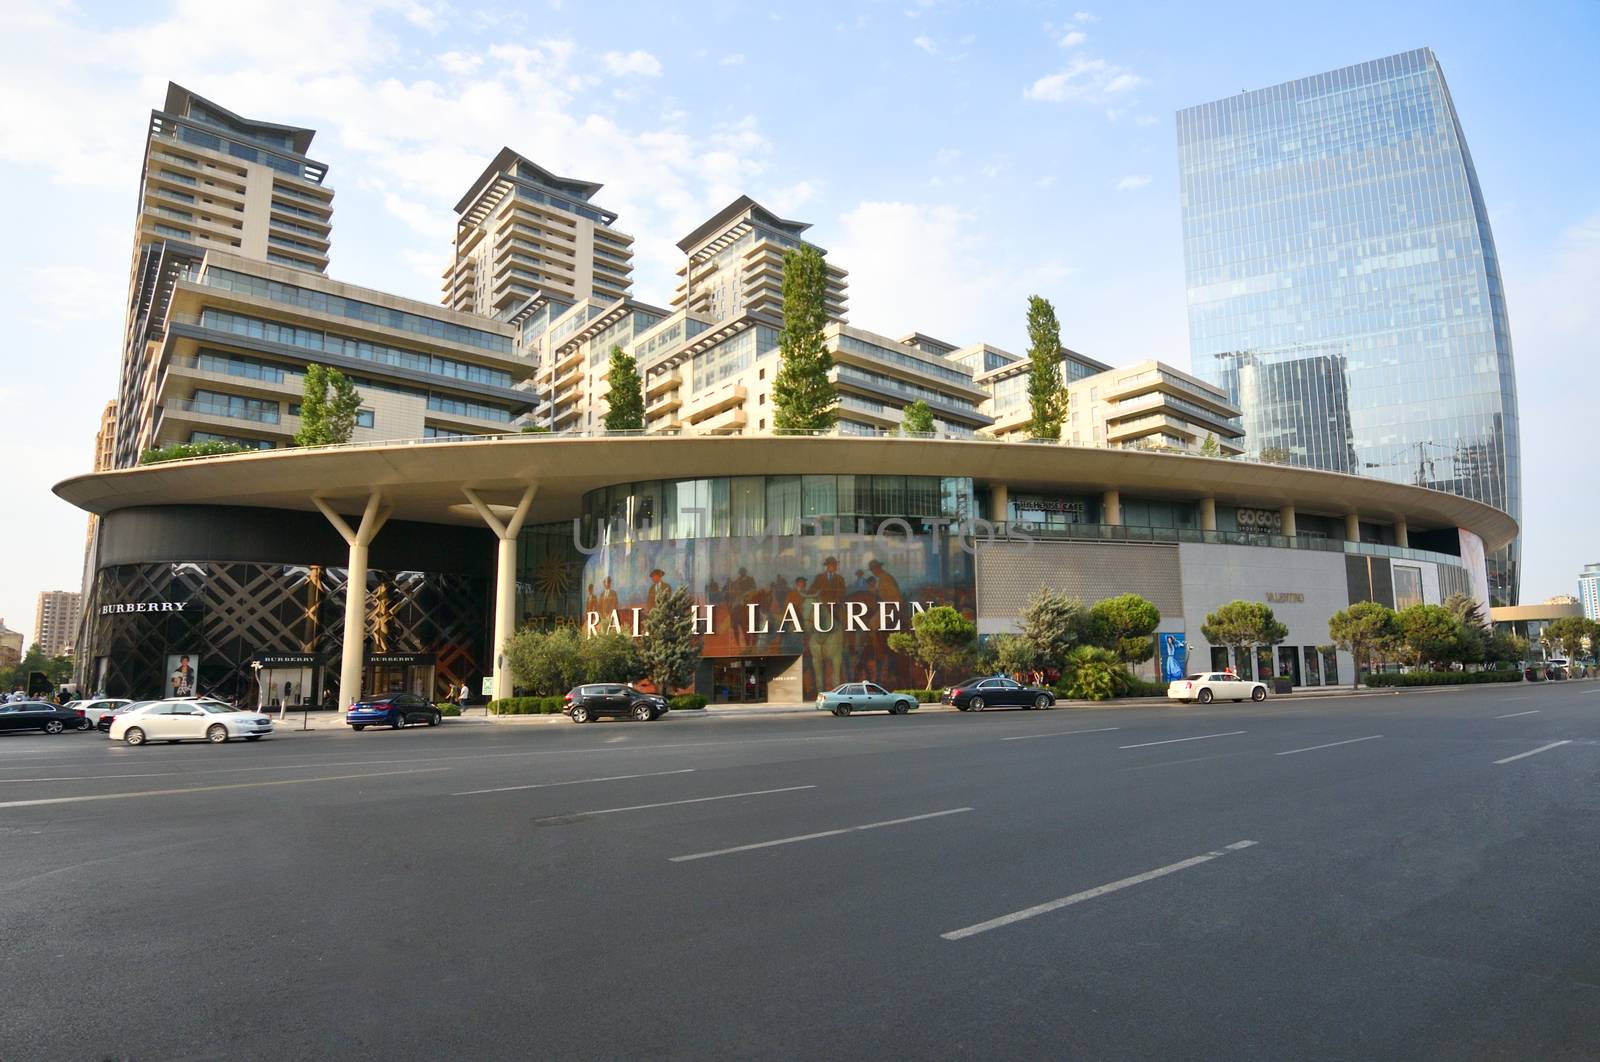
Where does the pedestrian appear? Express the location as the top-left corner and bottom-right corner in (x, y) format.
(457, 681), (469, 707)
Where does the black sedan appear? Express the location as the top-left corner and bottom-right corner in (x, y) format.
(99, 701), (155, 733)
(941, 676), (1056, 712)
(0, 701), (91, 734)
(564, 684), (668, 723)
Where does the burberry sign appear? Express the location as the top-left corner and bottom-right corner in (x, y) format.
(99, 601), (191, 615)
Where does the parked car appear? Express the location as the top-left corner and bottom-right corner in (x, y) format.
(1167, 672), (1268, 704)
(816, 682), (916, 716)
(347, 691), (442, 731)
(564, 684), (668, 723)
(0, 701), (88, 735)
(98, 701), (153, 732)
(941, 677), (1056, 712)
(110, 700), (274, 745)
(69, 698), (132, 728)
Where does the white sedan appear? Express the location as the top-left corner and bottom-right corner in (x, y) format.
(67, 698), (131, 725)
(110, 700), (274, 745)
(1167, 672), (1268, 705)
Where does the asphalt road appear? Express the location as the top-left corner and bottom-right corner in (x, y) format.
(2, 682), (1597, 1061)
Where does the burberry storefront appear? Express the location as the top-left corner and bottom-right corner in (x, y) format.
(85, 505), (492, 704)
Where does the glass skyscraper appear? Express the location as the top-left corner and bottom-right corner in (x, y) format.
(1177, 48), (1522, 602)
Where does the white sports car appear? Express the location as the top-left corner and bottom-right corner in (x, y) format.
(1167, 672), (1268, 705)
(110, 699), (274, 745)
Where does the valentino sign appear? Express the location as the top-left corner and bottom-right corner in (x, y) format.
(586, 599), (935, 638)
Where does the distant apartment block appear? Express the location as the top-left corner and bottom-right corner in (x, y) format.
(1579, 563), (1600, 621)
(34, 591), (82, 659)
(0, 619), (22, 670)
(114, 84), (335, 467)
(673, 197), (848, 322)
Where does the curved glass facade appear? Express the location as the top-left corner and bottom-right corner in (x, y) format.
(1178, 48), (1521, 602)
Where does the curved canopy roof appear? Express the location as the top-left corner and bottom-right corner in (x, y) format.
(54, 435), (1518, 551)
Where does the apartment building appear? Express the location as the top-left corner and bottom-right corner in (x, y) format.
(0, 619), (22, 671)
(975, 346), (1110, 435)
(979, 355), (1244, 454)
(144, 252), (532, 452)
(673, 197), (848, 322)
(531, 296), (672, 432)
(34, 591), (82, 659)
(114, 84), (334, 467)
(443, 149), (635, 319)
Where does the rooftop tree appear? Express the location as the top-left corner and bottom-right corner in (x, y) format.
(1025, 295), (1065, 440)
(294, 363), (363, 446)
(771, 245), (837, 432)
(602, 345), (644, 431)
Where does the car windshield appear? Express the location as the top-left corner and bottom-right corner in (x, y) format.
(199, 703), (240, 713)
(1183, 675), (1205, 681)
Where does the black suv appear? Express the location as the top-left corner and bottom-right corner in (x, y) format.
(564, 684), (668, 723)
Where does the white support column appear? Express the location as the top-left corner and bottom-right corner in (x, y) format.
(463, 484), (538, 699)
(1395, 518), (1410, 549)
(1279, 504), (1297, 539)
(1199, 496), (1217, 533)
(313, 493), (391, 708)
(989, 484), (1009, 525)
(1345, 513), (1361, 543)
(1102, 489), (1121, 527)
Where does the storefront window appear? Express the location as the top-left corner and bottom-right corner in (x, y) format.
(1211, 646), (1229, 671)
(1303, 647), (1322, 686)
(1322, 648), (1340, 685)
(730, 477), (764, 537)
(765, 476), (801, 536)
(1277, 646), (1302, 685)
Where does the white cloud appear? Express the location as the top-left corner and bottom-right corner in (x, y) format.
(912, 35), (938, 56)
(439, 50), (483, 75)
(1135, 114), (1158, 127)
(1059, 30), (1087, 47)
(1072, 10), (1099, 22)
(1114, 175), (1151, 191)
(718, 53), (746, 67)
(600, 49), (662, 77)
(1025, 58), (1145, 103)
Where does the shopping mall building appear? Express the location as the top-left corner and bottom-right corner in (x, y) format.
(56, 433), (1515, 705)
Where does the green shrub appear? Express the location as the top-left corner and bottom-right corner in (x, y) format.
(434, 703), (462, 717)
(1121, 675), (1169, 697)
(1055, 645), (1130, 701)
(1364, 670), (1523, 687)
(139, 440), (253, 464)
(488, 695), (567, 714)
(668, 693), (708, 710)
(893, 689), (941, 703)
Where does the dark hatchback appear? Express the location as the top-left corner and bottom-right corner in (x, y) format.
(564, 684), (668, 723)
(941, 676), (1056, 712)
(0, 701), (91, 734)
(347, 692), (442, 731)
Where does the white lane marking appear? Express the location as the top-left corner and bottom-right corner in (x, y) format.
(1276, 735), (1384, 756)
(553, 785), (816, 820)
(453, 768), (695, 796)
(942, 840), (1259, 941)
(1494, 740), (1572, 765)
(1122, 751), (1251, 772)
(1001, 727), (1121, 742)
(1494, 710), (1540, 719)
(0, 768), (448, 809)
(0, 773), (181, 783)
(670, 807), (973, 863)
(1118, 730), (1246, 750)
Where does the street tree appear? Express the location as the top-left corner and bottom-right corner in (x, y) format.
(888, 605), (977, 689)
(1394, 603), (1464, 669)
(1017, 586), (1085, 673)
(579, 630), (640, 683)
(1087, 593), (1162, 665)
(1544, 616), (1597, 662)
(900, 399), (935, 435)
(294, 363), (363, 446)
(1441, 591), (1488, 632)
(602, 345), (644, 431)
(1201, 600), (1289, 674)
(771, 245), (837, 431)
(505, 626), (583, 695)
(639, 585), (702, 694)
(1025, 295), (1065, 440)
(991, 634), (1041, 684)
(1327, 601), (1398, 687)
(1199, 433), (1220, 457)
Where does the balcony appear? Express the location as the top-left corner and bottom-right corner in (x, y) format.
(682, 384), (747, 425)
(696, 406), (747, 435)
(646, 390), (682, 417)
(645, 370), (682, 399)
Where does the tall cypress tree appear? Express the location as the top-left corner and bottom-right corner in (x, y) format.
(602, 345), (644, 431)
(771, 244), (837, 432)
(1025, 294), (1065, 440)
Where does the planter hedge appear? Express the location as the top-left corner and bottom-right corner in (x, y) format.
(669, 694), (709, 710)
(1364, 670), (1522, 687)
(488, 696), (567, 714)
(893, 689), (942, 703)
(435, 703), (462, 717)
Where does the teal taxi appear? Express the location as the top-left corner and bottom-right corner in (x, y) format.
(815, 682), (917, 716)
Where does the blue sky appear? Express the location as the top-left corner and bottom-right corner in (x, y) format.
(2, 0), (1596, 645)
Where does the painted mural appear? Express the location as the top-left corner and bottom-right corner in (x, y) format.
(581, 531), (976, 698)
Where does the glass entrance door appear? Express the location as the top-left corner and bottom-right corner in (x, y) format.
(710, 660), (771, 702)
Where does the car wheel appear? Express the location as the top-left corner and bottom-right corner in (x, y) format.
(44, 719), (65, 735)
(1033, 694), (1051, 710)
(124, 726), (145, 746)
(390, 712), (405, 730)
(969, 697), (986, 712)
(1252, 686), (1267, 702)
(428, 711), (442, 726)
(571, 705), (590, 723)
(206, 724), (228, 744)
(837, 703), (852, 717)
(76, 718), (94, 731)
(630, 703), (652, 722)
(1197, 688), (1214, 704)
(353, 725), (366, 731)
(893, 700), (911, 715)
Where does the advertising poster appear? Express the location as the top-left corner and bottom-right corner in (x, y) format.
(1157, 633), (1187, 682)
(165, 653), (198, 698)
(1457, 529), (1491, 613)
